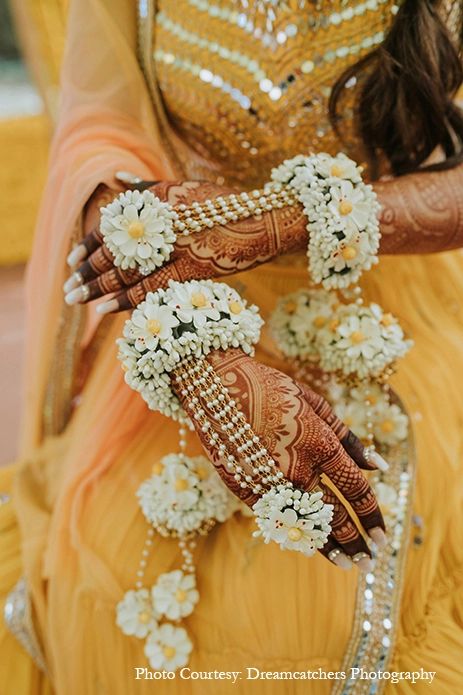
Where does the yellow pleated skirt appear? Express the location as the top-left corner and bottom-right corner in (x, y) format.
(1, 250), (463, 694)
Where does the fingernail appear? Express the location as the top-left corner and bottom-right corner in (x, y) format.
(357, 557), (374, 572)
(333, 554), (353, 571)
(65, 288), (83, 305)
(67, 245), (86, 267)
(368, 527), (387, 549)
(96, 300), (117, 315)
(63, 273), (81, 293)
(370, 451), (389, 471)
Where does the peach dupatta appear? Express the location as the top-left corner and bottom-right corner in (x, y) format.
(21, 0), (174, 453)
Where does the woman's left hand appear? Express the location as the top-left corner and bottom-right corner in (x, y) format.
(64, 180), (306, 312)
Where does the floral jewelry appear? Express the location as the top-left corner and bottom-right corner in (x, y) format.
(102, 186), (297, 274)
(269, 152), (381, 289)
(100, 189), (178, 273)
(270, 288), (412, 382)
(174, 354), (334, 555)
(116, 428), (240, 672)
(117, 279), (263, 419)
(270, 286), (412, 469)
(118, 281), (334, 559)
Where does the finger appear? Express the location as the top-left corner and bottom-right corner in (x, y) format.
(76, 245), (116, 283)
(341, 431), (389, 472)
(339, 430), (375, 471)
(316, 434), (386, 538)
(64, 265), (145, 305)
(64, 245), (114, 292)
(96, 256), (194, 314)
(67, 227), (103, 267)
(300, 384), (388, 472)
(317, 535), (353, 570)
(319, 484), (373, 570)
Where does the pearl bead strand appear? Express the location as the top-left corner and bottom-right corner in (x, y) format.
(174, 356), (289, 498)
(173, 184), (298, 237)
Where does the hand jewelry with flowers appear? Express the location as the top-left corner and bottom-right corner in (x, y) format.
(63, 153), (379, 312)
(115, 278), (386, 672)
(68, 154), (393, 674)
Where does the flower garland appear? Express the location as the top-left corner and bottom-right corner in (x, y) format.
(116, 449), (240, 672)
(137, 453), (236, 537)
(117, 279), (263, 420)
(270, 288), (412, 382)
(269, 153), (381, 289)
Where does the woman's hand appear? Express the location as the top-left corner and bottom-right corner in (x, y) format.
(174, 348), (387, 571)
(63, 180), (306, 312)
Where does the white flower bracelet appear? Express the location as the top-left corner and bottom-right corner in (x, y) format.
(117, 278), (263, 419)
(269, 152), (381, 289)
(102, 153), (379, 288)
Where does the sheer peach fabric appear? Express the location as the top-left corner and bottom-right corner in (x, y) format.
(1, 1), (463, 694)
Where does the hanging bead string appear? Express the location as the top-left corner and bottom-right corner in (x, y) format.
(134, 422), (198, 590)
(175, 356), (294, 497)
(173, 183), (297, 236)
(135, 527), (155, 590)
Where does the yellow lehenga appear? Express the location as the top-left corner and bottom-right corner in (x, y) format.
(1, 1), (463, 693)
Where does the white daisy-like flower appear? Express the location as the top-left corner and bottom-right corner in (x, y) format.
(328, 229), (372, 273)
(332, 399), (369, 440)
(373, 401), (409, 446)
(116, 589), (158, 638)
(317, 302), (413, 380)
(336, 314), (383, 360)
(216, 288), (248, 323)
(166, 281), (220, 328)
(349, 382), (386, 407)
(152, 570), (199, 620)
(313, 153), (361, 182)
(253, 485), (333, 556)
(129, 303), (180, 352)
(328, 180), (372, 231)
(144, 623), (192, 672)
(269, 288), (337, 359)
(267, 507), (323, 554)
(162, 460), (200, 510)
(101, 189), (177, 271)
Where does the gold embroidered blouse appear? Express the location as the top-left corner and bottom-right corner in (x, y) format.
(147, 0), (462, 187)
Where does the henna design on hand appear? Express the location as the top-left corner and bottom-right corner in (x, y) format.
(173, 349), (385, 564)
(377, 163), (463, 254)
(66, 179), (306, 310)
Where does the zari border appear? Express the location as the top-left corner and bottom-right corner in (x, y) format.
(136, 0), (185, 177)
(42, 215), (87, 437)
(332, 393), (416, 695)
(4, 577), (47, 674)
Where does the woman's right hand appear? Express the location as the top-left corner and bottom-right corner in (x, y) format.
(175, 348), (388, 571)
(64, 180), (306, 312)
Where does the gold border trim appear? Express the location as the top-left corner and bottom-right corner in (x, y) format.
(42, 215), (87, 437)
(332, 393), (416, 695)
(4, 577), (47, 673)
(137, 0), (185, 177)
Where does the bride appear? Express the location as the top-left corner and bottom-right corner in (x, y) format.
(2, 0), (463, 693)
